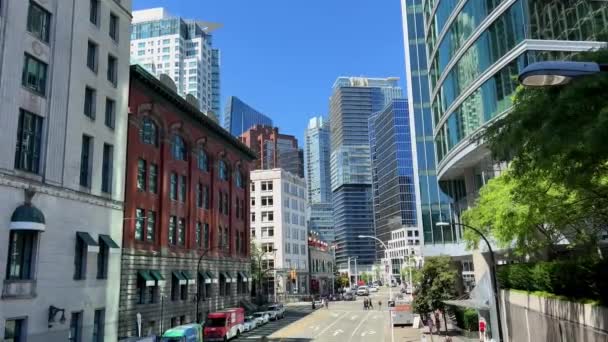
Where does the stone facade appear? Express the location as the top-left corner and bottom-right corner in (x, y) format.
(118, 66), (255, 339)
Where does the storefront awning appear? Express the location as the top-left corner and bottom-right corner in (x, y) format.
(77, 232), (99, 253)
(10, 203), (46, 231)
(99, 234), (120, 253)
(205, 271), (218, 284)
(220, 272), (233, 283)
(138, 270), (155, 287)
(173, 271), (187, 285)
(182, 270), (196, 285)
(443, 299), (489, 310)
(150, 270), (166, 287)
(238, 271), (250, 282)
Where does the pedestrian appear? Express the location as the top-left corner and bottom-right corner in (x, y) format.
(369, 299), (374, 310)
(325, 298), (329, 309)
(363, 298), (368, 310)
(378, 300), (382, 311)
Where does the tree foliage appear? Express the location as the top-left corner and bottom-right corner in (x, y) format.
(412, 256), (458, 332)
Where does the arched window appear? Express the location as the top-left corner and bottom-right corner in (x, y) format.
(140, 117), (158, 146)
(218, 160), (228, 181)
(235, 171), (243, 188)
(198, 150), (208, 171)
(171, 135), (186, 160)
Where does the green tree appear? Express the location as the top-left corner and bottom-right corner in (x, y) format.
(481, 48), (608, 256)
(412, 256), (458, 333)
(336, 274), (350, 289)
(360, 272), (372, 284)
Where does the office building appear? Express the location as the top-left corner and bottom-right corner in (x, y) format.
(308, 231), (335, 296)
(240, 125), (304, 177)
(329, 77), (402, 267)
(130, 8), (221, 119)
(119, 66), (256, 338)
(369, 99), (419, 260)
(304, 117), (334, 243)
(224, 96), (274, 136)
(250, 169), (309, 296)
(0, 0), (131, 340)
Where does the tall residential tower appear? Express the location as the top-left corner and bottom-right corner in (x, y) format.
(224, 96), (273, 137)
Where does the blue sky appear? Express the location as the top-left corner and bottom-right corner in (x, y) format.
(133, 0), (406, 142)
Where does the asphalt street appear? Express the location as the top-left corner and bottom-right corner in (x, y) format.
(234, 288), (421, 342)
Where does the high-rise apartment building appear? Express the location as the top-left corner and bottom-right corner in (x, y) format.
(304, 117), (334, 243)
(369, 99), (419, 260)
(240, 125), (304, 177)
(130, 8), (221, 119)
(250, 169), (309, 296)
(224, 96), (274, 136)
(329, 77), (402, 266)
(0, 0), (132, 340)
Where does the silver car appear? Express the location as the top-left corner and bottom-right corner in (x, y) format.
(252, 312), (270, 325)
(243, 316), (258, 332)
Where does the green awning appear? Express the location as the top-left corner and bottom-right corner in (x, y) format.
(77, 232), (99, 253)
(10, 203), (46, 231)
(150, 270), (166, 286)
(182, 270), (196, 285)
(220, 272), (231, 283)
(224, 272), (236, 283)
(173, 271), (187, 285)
(238, 271), (250, 282)
(138, 270), (155, 287)
(99, 234), (120, 249)
(199, 271), (217, 284)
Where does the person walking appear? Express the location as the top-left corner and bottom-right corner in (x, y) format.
(378, 300), (382, 311)
(325, 298), (329, 309)
(363, 298), (368, 310)
(369, 298), (374, 310)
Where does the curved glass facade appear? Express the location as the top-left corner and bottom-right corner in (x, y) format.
(430, 0), (608, 166)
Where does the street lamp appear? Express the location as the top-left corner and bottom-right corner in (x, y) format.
(436, 221), (503, 342)
(518, 61), (608, 87)
(357, 235), (392, 301)
(195, 244), (226, 323)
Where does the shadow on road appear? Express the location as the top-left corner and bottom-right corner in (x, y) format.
(235, 307), (315, 341)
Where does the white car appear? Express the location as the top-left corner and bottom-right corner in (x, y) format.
(356, 286), (370, 296)
(252, 312), (270, 325)
(267, 304), (286, 319)
(369, 286), (379, 293)
(243, 316), (258, 332)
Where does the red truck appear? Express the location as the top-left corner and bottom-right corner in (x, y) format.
(204, 308), (245, 341)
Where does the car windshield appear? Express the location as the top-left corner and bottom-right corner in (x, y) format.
(245, 317), (252, 322)
(268, 306), (277, 310)
(206, 318), (226, 327)
(161, 338), (184, 342)
(253, 313), (264, 317)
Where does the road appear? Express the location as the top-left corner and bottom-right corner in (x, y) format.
(234, 288), (421, 342)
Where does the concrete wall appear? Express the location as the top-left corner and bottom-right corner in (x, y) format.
(501, 289), (608, 342)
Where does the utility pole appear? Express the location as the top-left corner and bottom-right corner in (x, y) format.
(354, 257), (358, 286)
(347, 257), (352, 289)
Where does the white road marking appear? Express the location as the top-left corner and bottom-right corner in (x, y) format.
(331, 312), (340, 317)
(314, 311), (349, 338)
(333, 329), (345, 336)
(350, 311), (372, 340)
(350, 315), (358, 320)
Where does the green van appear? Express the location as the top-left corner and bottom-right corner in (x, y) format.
(161, 324), (203, 342)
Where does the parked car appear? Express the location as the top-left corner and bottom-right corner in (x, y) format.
(204, 308), (245, 341)
(252, 312), (270, 325)
(267, 303), (286, 319)
(243, 316), (258, 332)
(343, 292), (355, 301)
(161, 324), (203, 342)
(356, 286), (369, 296)
(369, 286), (379, 293)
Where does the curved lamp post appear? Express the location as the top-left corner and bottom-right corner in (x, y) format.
(518, 61), (608, 87)
(436, 221), (503, 342)
(357, 235), (392, 301)
(195, 244), (227, 323)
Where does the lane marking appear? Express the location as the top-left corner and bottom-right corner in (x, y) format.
(314, 311), (349, 338)
(349, 311), (372, 340)
(333, 329), (345, 336)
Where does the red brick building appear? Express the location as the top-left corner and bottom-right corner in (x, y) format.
(240, 125), (304, 176)
(118, 66), (256, 338)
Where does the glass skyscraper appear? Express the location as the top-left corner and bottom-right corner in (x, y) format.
(329, 77), (403, 266)
(224, 96), (274, 136)
(130, 8), (221, 117)
(305, 117), (334, 243)
(369, 99), (418, 258)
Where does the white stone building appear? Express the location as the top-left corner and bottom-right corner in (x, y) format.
(250, 169), (309, 296)
(387, 227), (423, 283)
(0, 0), (131, 340)
(130, 8), (221, 118)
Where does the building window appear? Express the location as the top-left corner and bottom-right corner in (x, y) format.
(4, 318), (25, 342)
(170, 172), (177, 200)
(6, 230), (36, 280)
(261, 243), (274, 253)
(198, 150), (208, 171)
(196, 183), (203, 208)
(135, 208), (145, 241)
(104, 98), (115, 129)
(149, 164), (158, 194)
(93, 309), (105, 342)
(101, 144), (113, 193)
(261, 211), (274, 222)
(89, 0), (99, 25)
(203, 186), (210, 209)
(27, 2), (51, 42)
(251, 228), (255, 238)
(261, 181), (273, 191)
(195, 222), (201, 248)
(107, 55), (117, 86)
(140, 117), (158, 146)
(251, 183), (255, 192)
(109, 12), (119, 41)
(261, 226), (274, 238)
(219, 273), (226, 296)
(235, 199), (240, 219)
(137, 159), (146, 191)
(203, 223), (210, 249)
(87, 40), (98, 72)
(178, 175), (187, 202)
(218, 160), (228, 181)
(22, 54), (47, 95)
(84, 87), (96, 119)
(251, 197), (255, 206)
(251, 212), (255, 222)
(69, 312), (83, 342)
(80, 135), (92, 187)
(177, 218), (185, 246)
(171, 135), (186, 160)
(235, 172), (243, 188)
(14, 109), (43, 174)
(146, 211), (156, 242)
(261, 196), (273, 207)
(169, 216), (176, 245)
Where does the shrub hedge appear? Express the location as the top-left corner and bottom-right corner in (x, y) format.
(497, 257), (607, 305)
